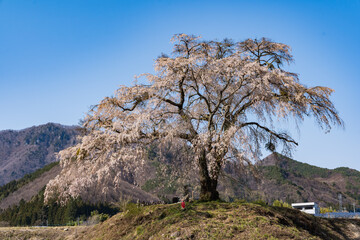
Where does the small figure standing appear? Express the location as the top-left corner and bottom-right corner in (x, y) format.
(181, 200), (185, 210)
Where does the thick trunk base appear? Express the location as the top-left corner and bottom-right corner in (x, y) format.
(197, 148), (220, 201)
(199, 189), (219, 201)
(199, 179), (220, 201)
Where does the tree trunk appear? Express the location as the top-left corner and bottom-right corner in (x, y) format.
(198, 149), (220, 201)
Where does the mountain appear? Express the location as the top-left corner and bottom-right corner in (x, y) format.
(0, 123), (78, 186)
(248, 153), (360, 208)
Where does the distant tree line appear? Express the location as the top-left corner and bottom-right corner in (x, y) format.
(0, 188), (118, 226)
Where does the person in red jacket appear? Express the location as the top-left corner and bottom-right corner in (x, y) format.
(181, 200), (185, 210)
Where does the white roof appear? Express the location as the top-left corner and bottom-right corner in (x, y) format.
(291, 202), (317, 207)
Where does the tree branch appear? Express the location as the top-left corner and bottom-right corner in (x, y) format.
(241, 122), (298, 145)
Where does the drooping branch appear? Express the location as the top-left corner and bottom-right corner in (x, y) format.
(241, 122), (298, 146)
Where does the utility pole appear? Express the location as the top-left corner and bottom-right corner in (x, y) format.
(353, 202), (356, 213)
(338, 193), (342, 212)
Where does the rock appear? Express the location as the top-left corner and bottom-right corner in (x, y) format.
(170, 231), (181, 238)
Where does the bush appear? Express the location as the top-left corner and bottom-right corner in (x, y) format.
(87, 210), (109, 224)
(252, 199), (267, 206)
(320, 207), (336, 214)
(272, 200), (292, 208)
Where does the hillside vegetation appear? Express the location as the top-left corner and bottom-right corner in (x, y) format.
(0, 161), (59, 204)
(253, 153), (360, 209)
(0, 161), (119, 226)
(0, 187), (118, 227)
(79, 201), (360, 240)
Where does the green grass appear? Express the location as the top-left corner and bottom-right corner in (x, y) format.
(77, 200), (360, 240)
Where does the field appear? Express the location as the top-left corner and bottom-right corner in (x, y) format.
(0, 226), (90, 240)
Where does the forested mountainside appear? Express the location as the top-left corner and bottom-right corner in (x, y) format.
(0, 123), (78, 186)
(232, 153), (360, 209)
(0, 161), (61, 209)
(0, 161), (119, 226)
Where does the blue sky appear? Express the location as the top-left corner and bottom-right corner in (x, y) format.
(0, 0), (359, 170)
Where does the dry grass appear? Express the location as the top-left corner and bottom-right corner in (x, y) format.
(0, 226), (91, 240)
(78, 201), (360, 240)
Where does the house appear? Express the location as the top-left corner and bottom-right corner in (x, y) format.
(291, 202), (320, 215)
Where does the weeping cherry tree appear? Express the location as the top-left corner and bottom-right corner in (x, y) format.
(45, 34), (342, 202)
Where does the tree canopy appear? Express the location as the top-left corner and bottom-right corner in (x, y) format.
(45, 34), (342, 203)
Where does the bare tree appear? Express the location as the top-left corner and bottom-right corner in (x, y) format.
(45, 34), (342, 203)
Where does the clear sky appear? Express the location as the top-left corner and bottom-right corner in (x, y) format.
(0, 0), (359, 170)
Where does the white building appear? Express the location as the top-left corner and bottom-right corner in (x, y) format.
(291, 202), (320, 215)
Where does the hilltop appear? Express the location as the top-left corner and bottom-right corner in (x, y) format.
(79, 201), (360, 240)
(1, 201), (359, 240)
(0, 123), (78, 186)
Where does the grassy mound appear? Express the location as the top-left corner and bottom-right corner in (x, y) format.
(78, 201), (360, 240)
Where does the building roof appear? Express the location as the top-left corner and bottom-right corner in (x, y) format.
(291, 202), (317, 207)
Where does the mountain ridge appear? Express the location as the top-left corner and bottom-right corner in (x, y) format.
(250, 152), (360, 208)
(0, 122), (79, 186)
